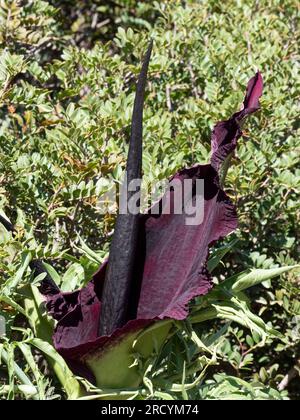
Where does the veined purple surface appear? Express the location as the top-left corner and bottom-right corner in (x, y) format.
(39, 72), (263, 371)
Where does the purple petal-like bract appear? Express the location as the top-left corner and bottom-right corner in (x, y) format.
(40, 72), (263, 371)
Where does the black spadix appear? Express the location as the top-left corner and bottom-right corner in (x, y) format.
(98, 41), (153, 336)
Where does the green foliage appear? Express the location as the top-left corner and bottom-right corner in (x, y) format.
(0, 0), (299, 400)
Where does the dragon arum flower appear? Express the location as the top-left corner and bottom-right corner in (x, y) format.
(38, 44), (263, 388)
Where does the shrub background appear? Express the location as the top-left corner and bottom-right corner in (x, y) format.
(0, 0), (299, 399)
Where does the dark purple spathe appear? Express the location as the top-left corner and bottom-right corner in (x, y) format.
(39, 72), (263, 368)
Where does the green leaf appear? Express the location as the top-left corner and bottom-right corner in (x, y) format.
(29, 338), (83, 400)
(212, 297), (282, 340)
(0, 345), (38, 400)
(232, 265), (300, 293)
(208, 239), (239, 272)
(61, 263), (84, 291)
(2, 252), (32, 295)
(17, 342), (46, 399)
